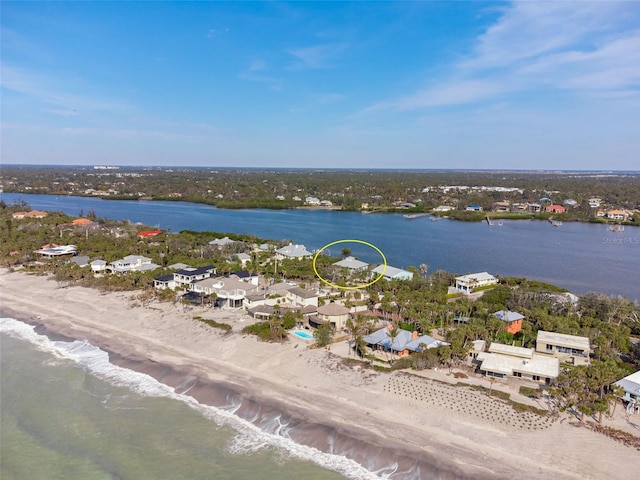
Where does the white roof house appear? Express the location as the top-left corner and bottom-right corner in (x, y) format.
(192, 276), (258, 309)
(371, 265), (414, 281)
(476, 342), (559, 383)
(108, 255), (159, 274)
(614, 370), (640, 414)
(35, 245), (78, 258)
(454, 272), (498, 293)
(275, 244), (313, 259)
(209, 236), (236, 247)
(333, 256), (369, 271)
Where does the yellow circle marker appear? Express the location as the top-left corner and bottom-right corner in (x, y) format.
(313, 239), (387, 290)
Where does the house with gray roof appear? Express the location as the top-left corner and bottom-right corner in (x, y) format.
(275, 244), (313, 260)
(363, 326), (449, 355)
(286, 287), (319, 307)
(68, 256), (90, 268)
(209, 236), (236, 248)
(333, 256), (369, 271)
(90, 259), (107, 273)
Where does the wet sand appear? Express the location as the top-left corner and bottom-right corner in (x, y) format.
(1, 269), (638, 479)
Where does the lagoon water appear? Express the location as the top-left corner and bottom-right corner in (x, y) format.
(2, 193), (639, 299)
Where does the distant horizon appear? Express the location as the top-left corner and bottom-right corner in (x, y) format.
(2, 163), (639, 175)
(2, 2), (639, 170)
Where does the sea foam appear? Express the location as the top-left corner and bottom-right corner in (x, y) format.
(1, 317), (403, 480)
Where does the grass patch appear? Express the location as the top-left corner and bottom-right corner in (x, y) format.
(519, 386), (541, 398)
(511, 402), (548, 416)
(193, 316), (232, 333)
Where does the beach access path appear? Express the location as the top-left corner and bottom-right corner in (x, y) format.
(1, 269), (639, 480)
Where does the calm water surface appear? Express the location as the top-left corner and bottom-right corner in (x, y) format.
(2, 193), (638, 299)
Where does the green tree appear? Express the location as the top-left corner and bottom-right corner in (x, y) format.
(314, 323), (334, 347)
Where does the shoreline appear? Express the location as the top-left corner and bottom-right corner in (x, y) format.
(4, 191), (637, 227)
(1, 270), (639, 479)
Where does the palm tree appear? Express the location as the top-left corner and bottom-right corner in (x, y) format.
(419, 263), (428, 279)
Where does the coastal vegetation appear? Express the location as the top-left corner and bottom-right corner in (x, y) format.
(2, 166), (638, 224)
(1, 198), (639, 429)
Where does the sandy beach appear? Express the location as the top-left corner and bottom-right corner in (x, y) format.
(1, 269), (639, 480)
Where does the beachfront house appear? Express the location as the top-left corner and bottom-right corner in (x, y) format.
(309, 303), (350, 330)
(371, 265), (414, 281)
(493, 310), (524, 334)
(154, 274), (176, 290)
(173, 265), (216, 288)
(35, 244), (78, 259)
(191, 275), (258, 309)
(614, 370), (640, 415)
(90, 259), (107, 273)
(535, 331), (590, 365)
(453, 272), (498, 294)
(107, 255), (160, 274)
(363, 326), (449, 357)
(275, 244), (313, 260)
(476, 343), (559, 384)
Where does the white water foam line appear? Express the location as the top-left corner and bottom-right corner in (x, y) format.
(1, 317), (397, 480)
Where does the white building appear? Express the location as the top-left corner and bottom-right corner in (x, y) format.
(371, 265), (414, 281)
(614, 370), (640, 415)
(535, 331), (590, 365)
(454, 272), (498, 293)
(108, 255), (159, 274)
(476, 343), (559, 384)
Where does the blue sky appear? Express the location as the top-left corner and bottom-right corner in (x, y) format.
(2, 1), (639, 170)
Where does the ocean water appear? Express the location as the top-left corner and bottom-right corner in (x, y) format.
(1, 317), (454, 480)
(0, 317), (359, 480)
(2, 193), (638, 299)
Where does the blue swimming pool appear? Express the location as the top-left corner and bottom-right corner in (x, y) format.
(293, 330), (314, 340)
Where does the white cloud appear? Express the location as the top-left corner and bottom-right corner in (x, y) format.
(366, 1), (640, 112)
(287, 43), (347, 69)
(1, 64), (129, 112)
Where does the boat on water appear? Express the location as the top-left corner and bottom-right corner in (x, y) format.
(403, 213), (430, 219)
(548, 217), (562, 227)
(609, 224), (625, 232)
(485, 216), (494, 226)
(497, 221), (504, 227)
